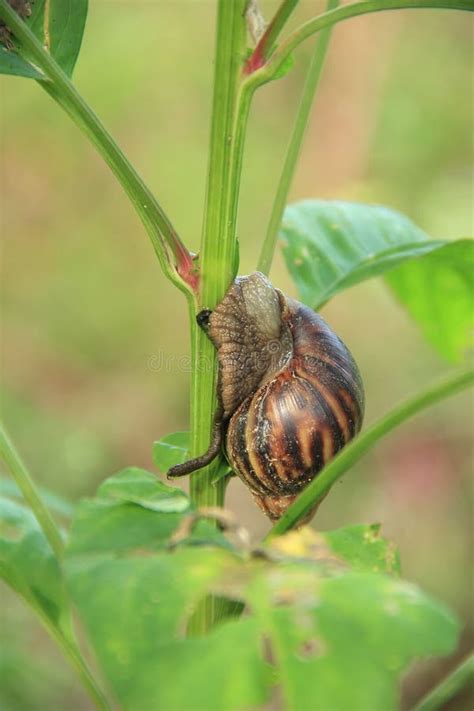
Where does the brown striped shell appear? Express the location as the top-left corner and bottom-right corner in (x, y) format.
(167, 272), (364, 523)
(207, 273), (364, 521)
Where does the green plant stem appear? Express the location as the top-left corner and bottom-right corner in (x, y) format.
(0, 427), (111, 707)
(245, 0), (299, 73)
(413, 654), (474, 711)
(190, 0), (247, 506)
(0, 0), (195, 298)
(249, 0), (473, 86)
(0, 425), (64, 559)
(187, 0), (247, 635)
(258, 0), (339, 275)
(267, 368), (474, 539)
(2, 574), (111, 710)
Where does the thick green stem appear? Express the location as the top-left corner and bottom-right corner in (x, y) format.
(0, 0), (195, 297)
(258, 0), (339, 275)
(413, 654), (474, 711)
(0, 425), (64, 559)
(189, 0), (247, 508)
(267, 369), (474, 539)
(187, 0), (247, 635)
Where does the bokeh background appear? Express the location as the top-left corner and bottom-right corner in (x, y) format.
(1, 1), (473, 709)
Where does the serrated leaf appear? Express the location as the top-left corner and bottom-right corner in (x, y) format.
(248, 569), (458, 711)
(0, 0), (88, 80)
(65, 478), (459, 711)
(153, 431), (189, 473)
(266, 524), (400, 576)
(66, 547), (268, 711)
(280, 199), (442, 308)
(386, 239), (474, 363)
(324, 523), (401, 575)
(97, 467), (189, 513)
(0, 497), (66, 627)
(67, 473), (226, 557)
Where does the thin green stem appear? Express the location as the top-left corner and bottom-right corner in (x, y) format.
(249, 0), (473, 87)
(245, 0), (299, 74)
(0, 427), (111, 707)
(267, 369), (474, 539)
(0, 0), (195, 298)
(258, 0), (339, 275)
(413, 654), (474, 711)
(0, 425), (64, 559)
(1, 572), (111, 710)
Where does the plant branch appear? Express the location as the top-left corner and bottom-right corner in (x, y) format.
(0, 425), (64, 559)
(266, 368), (474, 539)
(413, 654), (474, 711)
(0, 0), (197, 297)
(257, 0), (339, 275)
(248, 0), (473, 87)
(1, 570), (111, 710)
(245, 0), (299, 74)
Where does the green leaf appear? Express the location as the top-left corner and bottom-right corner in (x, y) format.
(153, 431), (233, 487)
(97, 467), (189, 513)
(125, 617), (270, 711)
(387, 239), (474, 363)
(67, 469), (226, 557)
(211, 462), (234, 486)
(66, 547), (268, 711)
(0, 45), (43, 78)
(65, 479), (459, 711)
(249, 569), (458, 711)
(153, 431), (190, 473)
(267, 524), (400, 575)
(0, 497), (66, 627)
(324, 523), (401, 575)
(280, 199), (443, 308)
(0, 0), (88, 79)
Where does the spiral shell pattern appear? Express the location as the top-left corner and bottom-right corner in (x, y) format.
(222, 292), (364, 520)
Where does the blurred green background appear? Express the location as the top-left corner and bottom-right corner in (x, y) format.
(1, 1), (472, 709)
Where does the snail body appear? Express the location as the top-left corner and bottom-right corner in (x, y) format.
(169, 273), (364, 521)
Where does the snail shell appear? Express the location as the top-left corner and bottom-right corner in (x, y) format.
(169, 272), (364, 522)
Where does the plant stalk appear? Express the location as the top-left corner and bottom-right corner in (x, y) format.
(267, 368), (474, 538)
(187, 0), (248, 635)
(413, 654), (474, 711)
(258, 0), (339, 275)
(1, 572), (111, 710)
(245, 0), (299, 74)
(0, 425), (64, 559)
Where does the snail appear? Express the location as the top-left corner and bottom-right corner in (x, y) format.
(168, 272), (364, 521)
